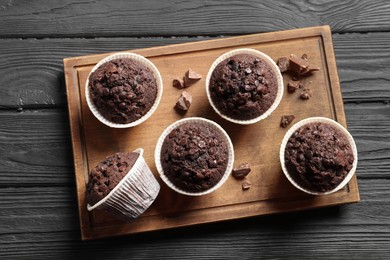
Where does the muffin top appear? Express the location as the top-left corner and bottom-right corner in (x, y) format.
(86, 152), (139, 206)
(160, 123), (228, 193)
(209, 54), (278, 120)
(284, 122), (354, 193)
(88, 58), (157, 124)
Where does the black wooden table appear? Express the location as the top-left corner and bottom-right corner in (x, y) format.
(1, 1), (389, 259)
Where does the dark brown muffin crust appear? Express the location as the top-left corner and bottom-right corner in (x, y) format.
(209, 54), (278, 120)
(86, 152), (139, 206)
(284, 122), (354, 193)
(88, 58), (157, 124)
(160, 123), (228, 193)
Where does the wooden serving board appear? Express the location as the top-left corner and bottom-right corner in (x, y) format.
(64, 26), (360, 240)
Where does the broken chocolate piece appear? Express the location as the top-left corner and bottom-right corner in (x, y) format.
(277, 56), (289, 73)
(232, 162), (251, 179)
(280, 115), (295, 128)
(242, 180), (251, 190)
(172, 78), (184, 89)
(300, 88), (312, 100)
(289, 54), (310, 75)
(183, 68), (202, 87)
(289, 54), (320, 76)
(287, 80), (299, 93)
(175, 91), (192, 111)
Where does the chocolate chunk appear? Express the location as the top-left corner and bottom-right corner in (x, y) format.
(280, 115), (295, 128)
(277, 56), (289, 73)
(289, 54), (310, 75)
(245, 68), (252, 74)
(183, 68), (202, 87)
(175, 91), (192, 111)
(289, 54), (320, 76)
(232, 162), (251, 179)
(292, 75), (299, 81)
(242, 180), (251, 190)
(287, 80), (299, 93)
(173, 78), (184, 89)
(300, 88), (312, 100)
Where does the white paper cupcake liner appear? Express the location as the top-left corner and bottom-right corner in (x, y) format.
(205, 48), (284, 125)
(279, 117), (358, 195)
(154, 117), (235, 196)
(87, 148), (160, 219)
(85, 52), (163, 128)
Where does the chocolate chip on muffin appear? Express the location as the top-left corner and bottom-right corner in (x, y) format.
(284, 122), (354, 192)
(209, 54), (278, 120)
(86, 152), (139, 206)
(88, 58), (157, 124)
(160, 123), (229, 192)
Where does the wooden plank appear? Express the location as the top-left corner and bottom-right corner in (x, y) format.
(63, 26), (361, 239)
(0, 109), (74, 185)
(0, 179), (389, 259)
(0, 102), (388, 186)
(0, 37), (200, 108)
(1, 32), (390, 108)
(0, 0), (390, 37)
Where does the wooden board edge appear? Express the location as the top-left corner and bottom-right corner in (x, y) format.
(81, 188), (360, 240)
(63, 60), (92, 240)
(318, 26), (360, 199)
(63, 25), (331, 65)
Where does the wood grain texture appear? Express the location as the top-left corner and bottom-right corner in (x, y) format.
(64, 26), (363, 239)
(0, 178), (389, 259)
(0, 0), (390, 37)
(0, 0), (389, 255)
(1, 33), (390, 108)
(0, 103), (387, 186)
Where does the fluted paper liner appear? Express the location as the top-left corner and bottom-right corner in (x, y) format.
(155, 117), (235, 196)
(205, 48), (284, 125)
(279, 117), (358, 195)
(85, 52), (163, 128)
(87, 148), (160, 219)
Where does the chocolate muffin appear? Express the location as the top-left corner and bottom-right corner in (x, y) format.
(284, 122), (354, 193)
(209, 53), (278, 120)
(86, 152), (139, 206)
(88, 58), (157, 124)
(160, 123), (229, 193)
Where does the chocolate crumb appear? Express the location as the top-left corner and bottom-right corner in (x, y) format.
(16, 107), (23, 112)
(242, 180), (251, 190)
(173, 78), (184, 89)
(175, 91), (192, 111)
(301, 53), (308, 60)
(232, 162), (251, 179)
(277, 56), (290, 73)
(300, 88), (312, 100)
(298, 82), (305, 88)
(287, 80), (299, 93)
(184, 68), (202, 87)
(280, 115), (295, 128)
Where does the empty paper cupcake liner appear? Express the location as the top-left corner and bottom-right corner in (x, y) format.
(279, 117), (358, 195)
(87, 148), (160, 219)
(205, 48), (284, 125)
(85, 52), (163, 128)
(154, 117), (235, 196)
